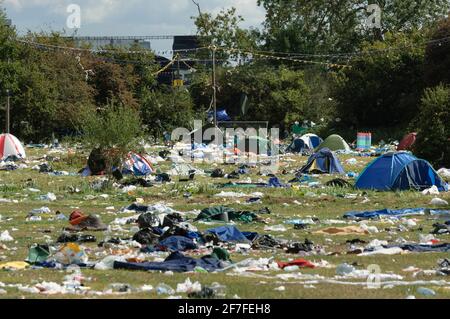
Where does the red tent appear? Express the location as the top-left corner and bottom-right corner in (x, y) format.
(397, 133), (417, 151)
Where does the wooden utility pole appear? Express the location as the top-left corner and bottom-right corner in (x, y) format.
(5, 89), (10, 134)
(212, 45), (217, 127)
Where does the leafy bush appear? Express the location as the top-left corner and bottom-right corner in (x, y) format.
(79, 104), (144, 172)
(141, 87), (195, 139)
(425, 17), (450, 87)
(332, 33), (426, 129)
(411, 85), (450, 167)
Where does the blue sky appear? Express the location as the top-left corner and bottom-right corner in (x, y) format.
(2, 0), (266, 53)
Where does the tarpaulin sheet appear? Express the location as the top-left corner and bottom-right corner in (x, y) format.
(344, 208), (450, 220)
(113, 252), (223, 273)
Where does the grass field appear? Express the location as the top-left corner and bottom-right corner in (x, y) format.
(0, 147), (449, 299)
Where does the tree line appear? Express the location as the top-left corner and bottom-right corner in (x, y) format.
(0, 1), (448, 166)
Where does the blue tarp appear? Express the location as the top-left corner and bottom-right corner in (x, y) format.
(355, 152), (448, 191)
(113, 252), (223, 273)
(364, 243), (450, 253)
(344, 208), (450, 220)
(157, 236), (197, 252)
(206, 226), (250, 242)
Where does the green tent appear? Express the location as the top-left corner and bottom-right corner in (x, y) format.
(26, 244), (50, 264)
(316, 134), (351, 152)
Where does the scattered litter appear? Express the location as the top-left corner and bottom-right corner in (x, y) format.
(422, 186), (440, 196)
(430, 198), (448, 206)
(417, 287), (436, 297)
(264, 225), (287, 232)
(0, 231), (13, 242)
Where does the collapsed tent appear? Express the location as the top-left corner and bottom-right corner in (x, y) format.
(122, 153), (153, 176)
(81, 151), (153, 177)
(355, 152), (448, 192)
(286, 138), (308, 154)
(316, 134), (351, 152)
(114, 251), (223, 273)
(206, 226), (251, 243)
(0, 133), (26, 160)
(397, 133), (417, 151)
(298, 148), (345, 174)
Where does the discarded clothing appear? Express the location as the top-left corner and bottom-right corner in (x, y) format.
(432, 223), (450, 235)
(252, 235), (286, 249)
(57, 234), (97, 244)
(277, 259), (315, 270)
(137, 212), (161, 229)
(133, 228), (160, 245)
(113, 252), (223, 273)
(121, 178), (153, 188)
(286, 240), (315, 253)
(64, 213), (107, 232)
(211, 168), (225, 178)
(314, 226), (369, 235)
(267, 177), (289, 188)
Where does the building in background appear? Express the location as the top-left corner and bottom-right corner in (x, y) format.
(63, 35), (203, 86)
(171, 36), (202, 86)
(69, 36), (154, 50)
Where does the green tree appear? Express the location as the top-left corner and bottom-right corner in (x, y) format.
(331, 32), (426, 129)
(257, 0), (450, 54)
(193, 6), (258, 61)
(96, 43), (158, 99)
(0, 20), (96, 140)
(201, 63), (311, 131)
(425, 16), (450, 87)
(411, 85), (450, 166)
(79, 104), (144, 173)
(141, 86), (195, 138)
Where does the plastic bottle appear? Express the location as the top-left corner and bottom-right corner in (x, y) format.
(284, 266), (300, 272)
(156, 283), (175, 295)
(417, 287), (436, 297)
(336, 263), (355, 275)
(210, 282), (227, 297)
(194, 267), (208, 273)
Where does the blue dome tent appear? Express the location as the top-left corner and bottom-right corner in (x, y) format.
(286, 138), (308, 154)
(301, 134), (323, 149)
(355, 152), (448, 191)
(299, 148), (345, 174)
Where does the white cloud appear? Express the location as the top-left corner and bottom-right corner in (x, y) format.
(2, 0), (265, 35)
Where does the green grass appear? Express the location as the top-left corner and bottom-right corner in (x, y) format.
(0, 148), (449, 299)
